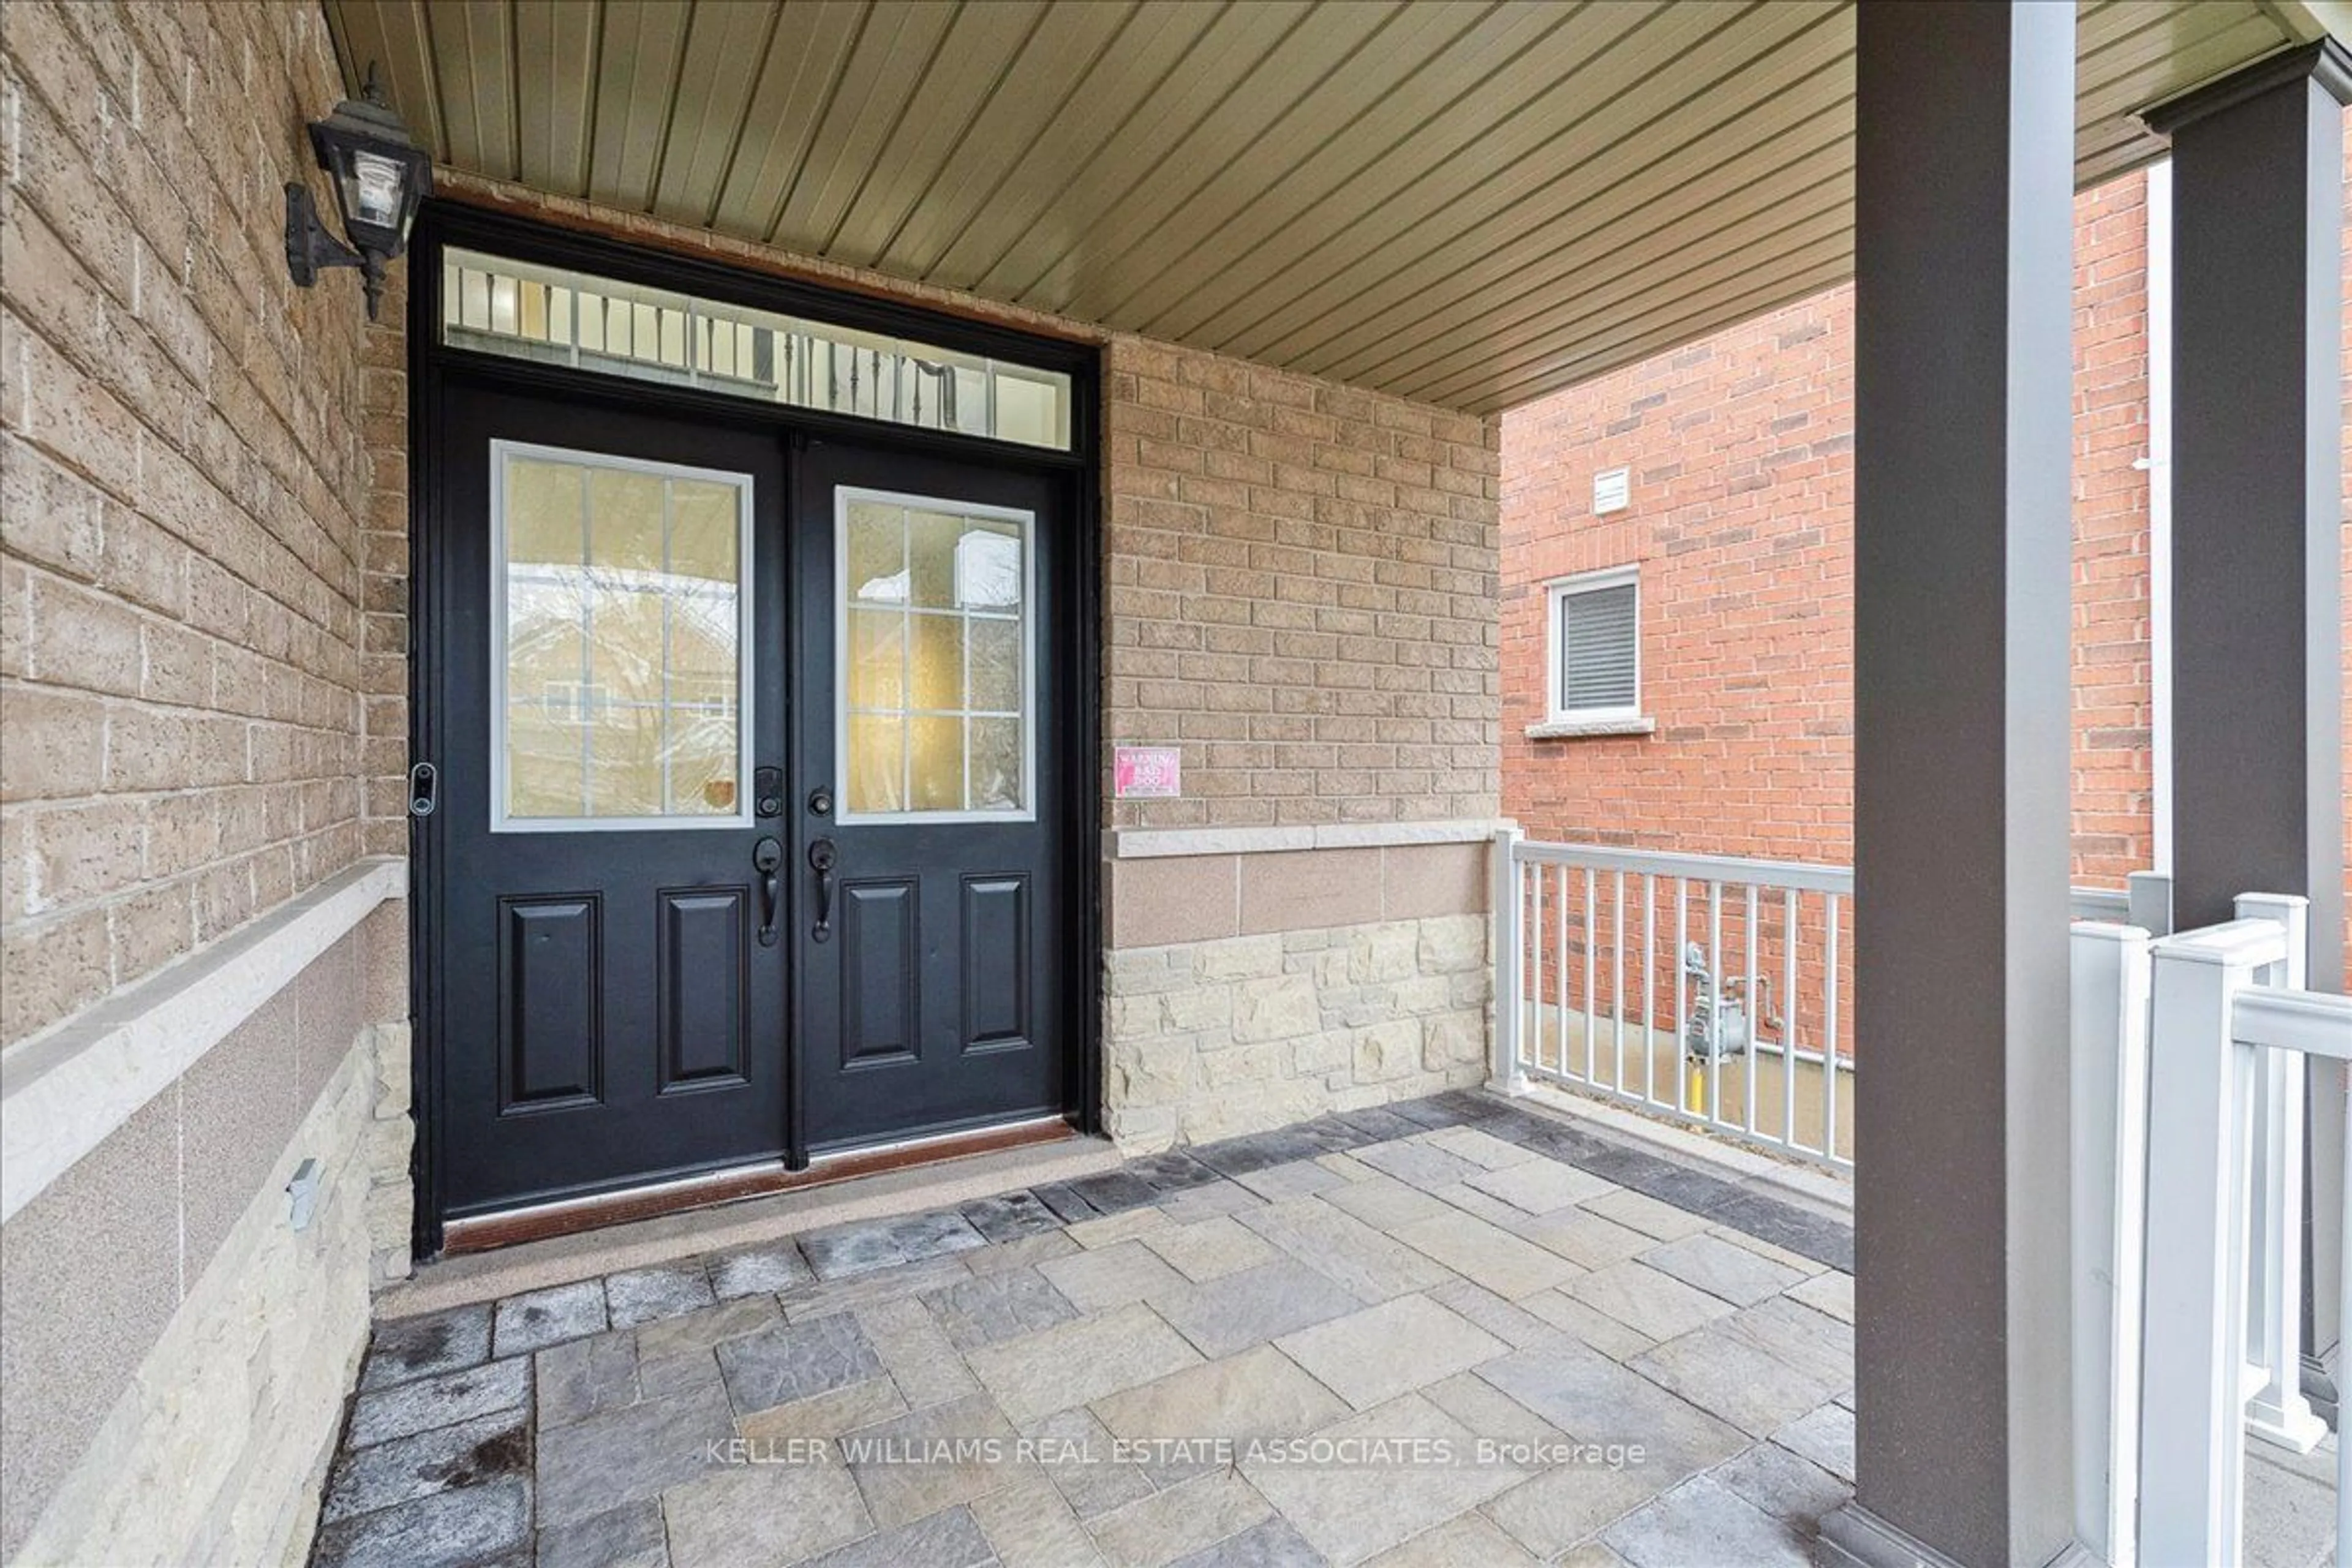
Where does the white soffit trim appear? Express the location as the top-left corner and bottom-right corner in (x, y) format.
(1103, 818), (1508, 860)
(0, 856), (408, 1223)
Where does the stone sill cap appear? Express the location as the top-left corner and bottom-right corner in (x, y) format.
(1, 857), (407, 1223)
(1103, 818), (1507, 861)
(1524, 716), (1657, 741)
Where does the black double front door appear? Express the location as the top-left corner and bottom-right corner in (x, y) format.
(431, 382), (1070, 1221)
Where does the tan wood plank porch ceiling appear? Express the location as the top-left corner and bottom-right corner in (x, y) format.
(323, 0), (2334, 414)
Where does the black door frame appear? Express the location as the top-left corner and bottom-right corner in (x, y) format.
(406, 200), (1104, 1258)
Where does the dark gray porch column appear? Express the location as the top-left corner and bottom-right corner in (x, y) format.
(1821, 5), (2076, 1567)
(2155, 40), (2348, 962)
(2148, 37), (2351, 1422)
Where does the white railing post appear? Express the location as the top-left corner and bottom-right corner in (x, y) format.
(2337, 1063), (2351, 1563)
(1491, 826), (1526, 1096)
(2233, 892), (2324, 1453)
(2139, 919), (2279, 1566)
(2071, 919), (2154, 1568)
(2127, 870), (2174, 937)
(2217, 965), (2352, 1566)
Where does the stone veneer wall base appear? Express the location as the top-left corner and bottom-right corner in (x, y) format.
(1104, 913), (1491, 1150)
(363, 1020), (417, 1289)
(11, 1035), (383, 1568)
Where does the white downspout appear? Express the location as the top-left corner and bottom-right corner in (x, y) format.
(2143, 159), (2174, 876)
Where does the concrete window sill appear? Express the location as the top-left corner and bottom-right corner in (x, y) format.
(1524, 715), (1657, 741)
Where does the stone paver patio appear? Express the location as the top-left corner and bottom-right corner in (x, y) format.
(315, 1090), (2323, 1568)
(311, 1093), (1861, 1567)
(312, 1093), (1862, 1567)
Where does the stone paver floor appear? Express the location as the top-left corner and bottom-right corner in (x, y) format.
(311, 1092), (1867, 1567)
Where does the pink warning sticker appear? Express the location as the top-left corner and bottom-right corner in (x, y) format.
(1113, 746), (1182, 799)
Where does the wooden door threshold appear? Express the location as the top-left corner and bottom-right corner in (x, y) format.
(441, 1115), (1076, 1255)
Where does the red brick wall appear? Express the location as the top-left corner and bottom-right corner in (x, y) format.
(1501, 249), (1863, 868)
(1504, 176), (2154, 884)
(1507, 140), (2352, 988)
(2069, 175), (2156, 887)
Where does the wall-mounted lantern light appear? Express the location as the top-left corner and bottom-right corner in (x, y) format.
(284, 64), (432, 321)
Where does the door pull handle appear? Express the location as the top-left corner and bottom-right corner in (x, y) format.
(752, 837), (784, 948)
(809, 839), (838, 943)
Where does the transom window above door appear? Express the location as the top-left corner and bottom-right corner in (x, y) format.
(441, 247), (1072, 452)
(491, 442), (754, 831)
(839, 489), (1033, 822)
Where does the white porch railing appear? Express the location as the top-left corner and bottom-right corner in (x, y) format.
(1491, 831), (1858, 1170)
(2073, 891), (2352, 1567)
(1491, 829), (2155, 1175)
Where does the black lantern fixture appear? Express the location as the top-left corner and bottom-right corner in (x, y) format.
(284, 64), (432, 320)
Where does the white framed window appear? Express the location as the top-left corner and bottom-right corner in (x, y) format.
(1546, 565), (1642, 723)
(489, 440), (756, 833)
(835, 487), (1037, 824)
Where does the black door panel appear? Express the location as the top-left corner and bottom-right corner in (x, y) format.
(657, 886), (752, 1091)
(962, 875), (1031, 1051)
(434, 386), (788, 1217)
(428, 393), (1074, 1217)
(794, 442), (1071, 1151)
(497, 892), (602, 1110)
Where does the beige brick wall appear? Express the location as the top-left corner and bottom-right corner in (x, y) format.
(358, 278), (410, 860)
(1103, 343), (1501, 829)
(0, 5), (412, 1559)
(0, 0), (377, 1047)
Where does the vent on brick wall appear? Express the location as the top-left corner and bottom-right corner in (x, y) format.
(1593, 467), (1630, 514)
(1552, 570), (1639, 717)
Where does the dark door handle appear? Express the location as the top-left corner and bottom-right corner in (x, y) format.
(809, 839), (838, 943)
(752, 837), (783, 948)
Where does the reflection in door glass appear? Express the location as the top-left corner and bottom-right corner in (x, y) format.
(497, 447), (748, 827)
(442, 248), (1074, 451)
(840, 493), (1031, 819)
